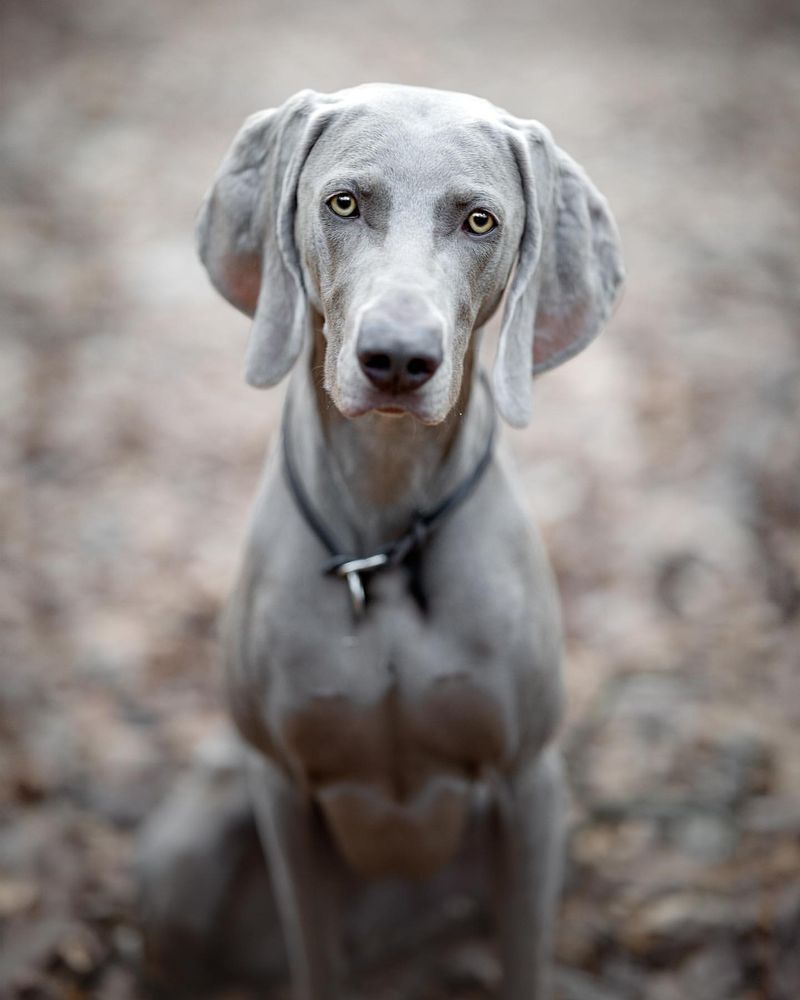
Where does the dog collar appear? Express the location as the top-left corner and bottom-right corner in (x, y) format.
(282, 376), (496, 618)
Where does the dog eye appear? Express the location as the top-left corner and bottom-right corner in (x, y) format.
(464, 210), (497, 235)
(327, 192), (359, 218)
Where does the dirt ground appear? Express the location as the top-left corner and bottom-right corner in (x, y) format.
(1, 1), (799, 998)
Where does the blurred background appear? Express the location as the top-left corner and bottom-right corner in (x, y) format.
(2, 1), (799, 997)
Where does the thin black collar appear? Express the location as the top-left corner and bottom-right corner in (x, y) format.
(282, 376), (496, 617)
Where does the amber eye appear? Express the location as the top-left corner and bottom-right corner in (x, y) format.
(327, 192), (358, 218)
(465, 209), (497, 235)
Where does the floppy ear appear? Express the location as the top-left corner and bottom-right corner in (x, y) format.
(196, 90), (329, 387)
(493, 124), (625, 427)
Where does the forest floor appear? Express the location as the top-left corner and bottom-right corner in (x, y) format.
(2, 1), (799, 997)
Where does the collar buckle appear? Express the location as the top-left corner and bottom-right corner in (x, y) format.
(335, 554), (391, 618)
(335, 553), (391, 576)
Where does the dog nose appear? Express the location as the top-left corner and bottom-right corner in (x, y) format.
(357, 319), (443, 393)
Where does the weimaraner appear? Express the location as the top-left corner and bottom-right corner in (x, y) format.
(138, 83), (623, 999)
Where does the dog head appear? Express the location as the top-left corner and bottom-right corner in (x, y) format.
(197, 84), (624, 427)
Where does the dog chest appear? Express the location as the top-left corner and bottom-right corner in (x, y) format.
(272, 645), (515, 876)
(281, 664), (513, 787)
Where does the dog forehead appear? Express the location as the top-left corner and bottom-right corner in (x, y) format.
(307, 89), (517, 192)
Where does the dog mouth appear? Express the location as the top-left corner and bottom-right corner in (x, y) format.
(335, 392), (442, 425)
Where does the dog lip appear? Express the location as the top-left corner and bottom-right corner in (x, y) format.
(337, 395), (432, 422)
(354, 401), (419, 418)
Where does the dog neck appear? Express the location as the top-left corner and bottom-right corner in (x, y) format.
(284, 316), (493, 555)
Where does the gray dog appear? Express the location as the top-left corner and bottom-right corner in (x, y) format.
(140, 83), (623, 999)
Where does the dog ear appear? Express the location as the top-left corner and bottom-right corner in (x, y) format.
(493, 123), (624, 427)
(196, 90), (329, 388)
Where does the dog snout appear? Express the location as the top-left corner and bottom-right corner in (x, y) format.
(357, 315), (443, 394)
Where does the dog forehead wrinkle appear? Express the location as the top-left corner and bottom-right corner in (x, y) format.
(314, 102), (506, 177)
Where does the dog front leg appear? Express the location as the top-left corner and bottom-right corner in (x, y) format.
(246, 751), (345, 1000)
(492, 747), (565, 1000)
